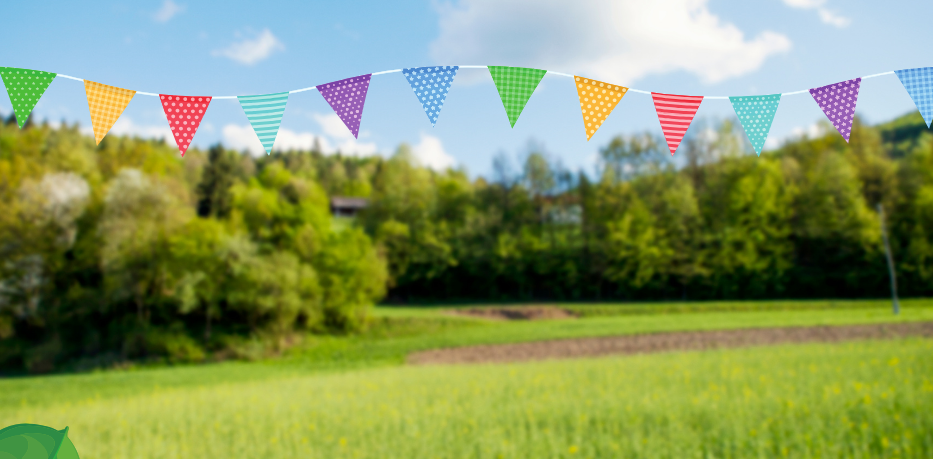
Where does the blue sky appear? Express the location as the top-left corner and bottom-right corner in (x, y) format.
(1, 0), (931, 177)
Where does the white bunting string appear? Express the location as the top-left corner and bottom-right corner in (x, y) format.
(50, 68), (897, 100)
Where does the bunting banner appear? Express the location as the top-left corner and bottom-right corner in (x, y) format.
(84, 80), (135, 145)
(159, 94), (212, 156)
(895, 67), (933, 128)
(237, 92), (288, 155)
(402, 66), (458, 127)
(729, 94), (781, 156)
(652, 93), (704, 155)
(0, 67), (56, 128)
(574, 76), (628, 141)
(488, 66), (547, 128)
(317, 74), (372, 139)
(809, 78), (861, 143)
(4, 63), (931, 158)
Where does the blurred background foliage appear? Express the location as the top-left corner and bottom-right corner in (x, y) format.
(0, 111), (931, 372)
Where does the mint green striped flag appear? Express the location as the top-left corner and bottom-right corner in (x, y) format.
(237, 92), (289, 155)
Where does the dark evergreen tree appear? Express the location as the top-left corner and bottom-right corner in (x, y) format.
(196, 144), (235, 218)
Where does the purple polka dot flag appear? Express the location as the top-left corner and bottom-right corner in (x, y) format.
(809, 78), (861, 143)
(895, 67), (933, 129)
(316, 74), (372, 139)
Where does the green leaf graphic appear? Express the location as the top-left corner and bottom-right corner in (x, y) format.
(0, 425), (75, 459)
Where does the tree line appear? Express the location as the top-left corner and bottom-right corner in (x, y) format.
(365, 114), (933, 303)
(0, 111), (931, 372)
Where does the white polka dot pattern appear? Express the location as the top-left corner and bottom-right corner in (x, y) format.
(159, 94), (212, 156)
(574, 76), (628, 141)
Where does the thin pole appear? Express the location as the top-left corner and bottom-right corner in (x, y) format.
(877, 203), (900, 315)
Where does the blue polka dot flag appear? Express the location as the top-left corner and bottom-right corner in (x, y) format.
(402, 66), (459, 126)
(895, 67), (933, 128)
(729, 94), (781, 156)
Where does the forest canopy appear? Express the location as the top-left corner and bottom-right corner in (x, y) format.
(0, 111), (931, 372)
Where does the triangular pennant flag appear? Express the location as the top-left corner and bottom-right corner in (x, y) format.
(729, 94), (781, 156)
(651, 93), (703, 155)
(488, 66), (547, 128)
(159, 94), (212, 157)
(84, 80), (136, 145)
(809, 78), (861, 142)
(402, 66), (459, 127)
(573, 76), (628, 141)
(0, 67), (56, 128)
(237, 92), (288, 155)
(895, 67), (933, 128)
(316, 74), (372, 139)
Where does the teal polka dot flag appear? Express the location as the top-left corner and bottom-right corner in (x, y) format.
(0, 67), (57, 129)
(729, 94), (781, 156)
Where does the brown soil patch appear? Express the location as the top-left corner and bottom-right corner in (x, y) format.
(408, 322), (933, 365)
(447, 306), (577, 321)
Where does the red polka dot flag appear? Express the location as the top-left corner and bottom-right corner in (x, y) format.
(159, 94), (212, 156)
(651, 92), (704, 155)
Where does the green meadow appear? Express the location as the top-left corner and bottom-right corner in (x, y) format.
(0, 300), (931, 458)
(2, 340), (931, 458)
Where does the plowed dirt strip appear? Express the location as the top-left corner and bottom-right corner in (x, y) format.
(408, 322), (933, 365)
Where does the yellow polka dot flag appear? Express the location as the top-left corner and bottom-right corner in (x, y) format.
(573, 76), (628, 141)
(84, 80), (135, 144)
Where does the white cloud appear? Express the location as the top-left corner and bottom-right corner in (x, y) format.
(782, 0), (850, 28)
(153, 0), (185, 23)
(274, 128), (318, 152)
(222, 124), (266, 156)
(763, 122), (828, 150)
(310, 113), (379, 156)
(212, 29), (284, 65)
(313, 112), (356, 140)
(331, 138), (379, 157)
(221, 114), (379, 157)
(430, 0), (792, 84)
(108, 117), (176, 145)
(817, 9), (850, 28)
(412, 133), (456, 171)
(789, 122), (828, 139)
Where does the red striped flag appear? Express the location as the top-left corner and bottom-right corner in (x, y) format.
(651, 93), (704, 155)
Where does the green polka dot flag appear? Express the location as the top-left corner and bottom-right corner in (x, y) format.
(0, 67), (57, 128)
(729, 94), (781, 156)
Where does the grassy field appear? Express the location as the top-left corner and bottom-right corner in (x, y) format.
(1, 339), (930, 458)
(2, 300), (931, 408)
(0, 300), (931, 457)
(392, 298), (928, 317)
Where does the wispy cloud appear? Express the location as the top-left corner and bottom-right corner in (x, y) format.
(782, 0), (850, 28)
(763, 122), (829, 150)
(412, 133), (456, 171)
(310, 113), (379, 156)
(212, 29), (284, 65)
(221, 113), (379, 157)
(107, 117), (175, 144)
(153, 0), (185, 23)
(431, 0), (792, 84)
